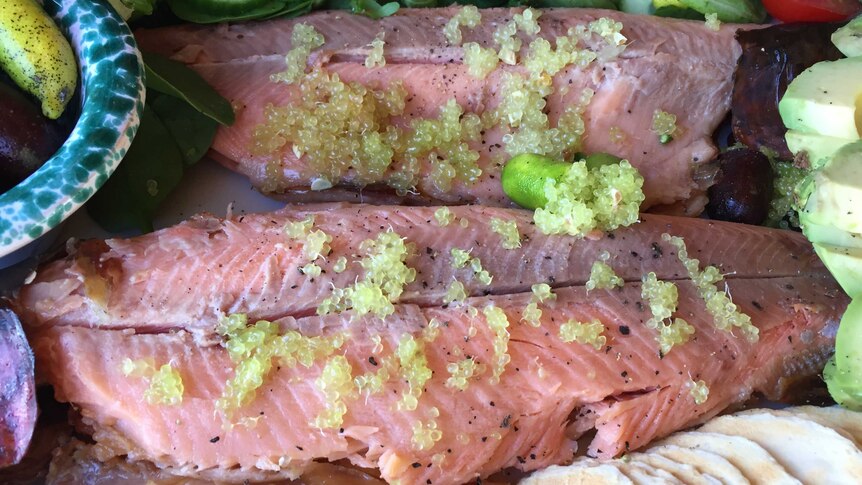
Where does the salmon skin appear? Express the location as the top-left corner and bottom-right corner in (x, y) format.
(46, 439), (384, 485)
(20, 204), (846, 484)
(134, 7), (741, 214)
(16, 204), (823, 338)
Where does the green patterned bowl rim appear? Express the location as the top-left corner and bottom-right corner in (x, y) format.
(0, 0), (145, 257)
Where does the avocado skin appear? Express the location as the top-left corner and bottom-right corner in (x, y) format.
(0, 80), (65, 192)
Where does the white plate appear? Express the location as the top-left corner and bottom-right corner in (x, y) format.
(0, 158), (282, 291)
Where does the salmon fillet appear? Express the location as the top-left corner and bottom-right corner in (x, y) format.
(134, 8), (740, 213)
(32, 275), (842, 484)
(20, 204), (845, 484)
(16, 205), (821, 338)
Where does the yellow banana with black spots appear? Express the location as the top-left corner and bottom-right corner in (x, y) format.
(0, 0), (77, 119)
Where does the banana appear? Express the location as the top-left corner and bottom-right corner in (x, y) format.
(0, 0), (77, 119)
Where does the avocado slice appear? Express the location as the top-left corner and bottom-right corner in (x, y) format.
(786, 130), (855, 170)
(833, 14), (862, 58)
(779, 57), (862, 140)
(825, 297), (862, 411)
(813, 243), (862, 298)
(800, 141), (862, 234)
(802, 215), (862, 249)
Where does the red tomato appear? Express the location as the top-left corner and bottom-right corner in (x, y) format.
(762, 0), (862, 22)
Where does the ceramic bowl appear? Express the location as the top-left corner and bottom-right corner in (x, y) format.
(0, 0), (145, 261)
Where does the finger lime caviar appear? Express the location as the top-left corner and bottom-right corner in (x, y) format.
(254, 71), (483, 195)
(463, 42), (498, 79)
(663, 234), (758, 342)
(559, 319), (607, 350)
(651, 109), (678, 144)
(443, 5), (481, 45)
(317, 230), (416, 319)
(365, 34), (386, 68)
(446, 357), (483, 391)
(522, 283), (556, 327)
(586, 251), (623, 291)
(450, 248), (493, 285)
(312, 355), (355, 429)
(214, 313), (345, 423)
(434, 207), (454, 226)
(532, 159), (645, 237)
(256, 12), (632, 198)
(687, 378), (710, 405)
(444, 279), (468, 305)
(640, 272), (695, 355)
(395, 334), (433, 411)
(490, 217), (521, 249)
(271, 23), (324, 85)
(122, 359), (184, 406)
(482, 304), (512, 383)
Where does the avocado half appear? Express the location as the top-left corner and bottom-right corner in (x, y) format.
(779, 57), (862, 141)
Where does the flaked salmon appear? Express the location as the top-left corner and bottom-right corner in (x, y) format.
(16, 205), (820, 338)
(19, 204), (846, 484)
(134, 8), (740, 214)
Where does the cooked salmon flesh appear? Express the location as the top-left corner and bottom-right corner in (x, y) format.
(19, 204), (845, 484)
(135, 8), (741, 214)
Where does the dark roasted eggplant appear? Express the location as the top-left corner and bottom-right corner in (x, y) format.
(0, 308), (36, 468)
(0, 81), (67, 193)
(732, 23), (844, 160)
(707, 148), (774, 225)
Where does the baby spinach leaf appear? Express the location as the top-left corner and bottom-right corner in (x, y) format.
(125, 0), (158, 14)
(529, 0), (618, 8)
(680, 0), (766, 23)
(88, 91), (219, 232)
(400, 0), (437, 7)
(149, 91), (218, 165)
(88, 105), (185, 233)
(166, 0), (297, 23)
(143, 52), (235, 126)
(351, 0), (401, 19)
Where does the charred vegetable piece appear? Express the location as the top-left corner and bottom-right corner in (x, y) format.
(0, 308), (36, 468)
(706, 148), (774, 226)
(732, 23), (844, 160)
(0, 81), (65, 192)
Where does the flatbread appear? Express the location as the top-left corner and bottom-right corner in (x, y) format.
(647, 444), (745, 484)
(520, 461), (634, 485)
(699, 412), (862, 484)
(781, 406), (862, 447)
(657, 431), (798, 485)
(626, 451), (722, 485)
(613, 459), (687, 484)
